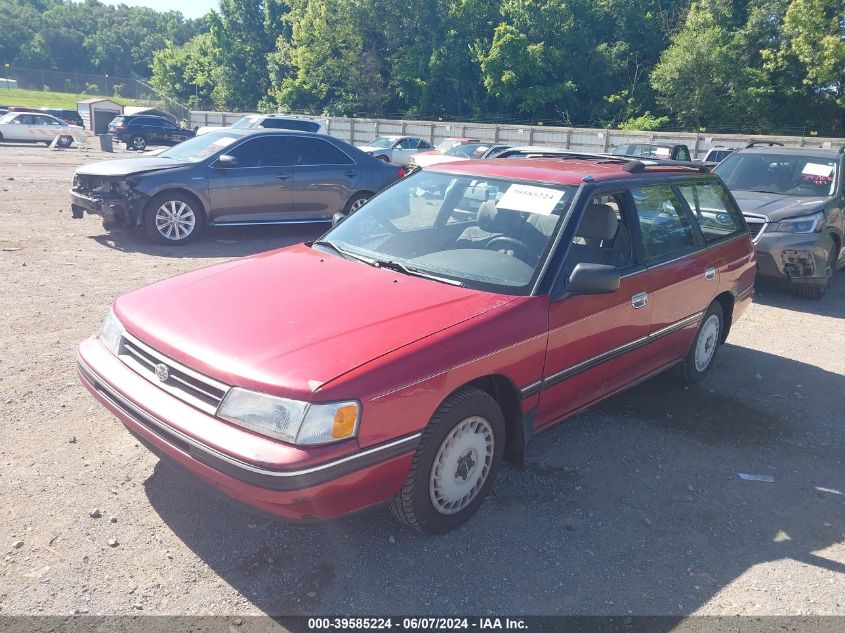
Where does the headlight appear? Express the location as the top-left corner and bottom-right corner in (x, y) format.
(98, 308), (125, 355)
(217, 387), (360, 446)
(767, 211), (823, 234)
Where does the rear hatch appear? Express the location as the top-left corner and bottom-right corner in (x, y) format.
(107, 116), (126, 134)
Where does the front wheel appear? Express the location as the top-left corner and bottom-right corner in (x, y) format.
(143, 192), (203, 245)
(375, 154), (390, 162)
(57, 135), (72, 148)
(389, 386), (505, 534)
(674, 302), (724, 385)
(796, 245), (837, 300)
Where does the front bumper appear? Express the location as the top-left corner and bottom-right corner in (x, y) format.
(77, 338), (417, 520)
(753, 231), (835, 286)
(70, 189), (142, 228)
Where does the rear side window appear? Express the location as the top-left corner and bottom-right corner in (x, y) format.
(289, 137), (353, 165)
(631, 185), (697, 262)
(678, 181), (745, 243)
(262, 118), (320, 132)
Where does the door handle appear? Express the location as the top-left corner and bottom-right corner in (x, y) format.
(631, 292), (648, 309)
(344, 170), (358, 178)
(275, 172), (291, 180)
(704, 267), (716, 281)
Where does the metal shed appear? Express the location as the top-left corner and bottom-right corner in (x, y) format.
(77, 98), (122, 134)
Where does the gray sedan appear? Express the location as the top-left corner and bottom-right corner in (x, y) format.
(70, 130), (405, 244)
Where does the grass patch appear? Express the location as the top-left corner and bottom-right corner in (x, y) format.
(0, 88), (140, 110)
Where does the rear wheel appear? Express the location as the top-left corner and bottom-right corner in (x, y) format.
(344, 192), (371, 215)
(130, 135), (147, 151)
(375, 154), (390, 162)
(389, 386), (505, 534)
(674, 302), (724, 385)
(143, 192), (203, 245)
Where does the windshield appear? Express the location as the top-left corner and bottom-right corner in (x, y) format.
(715, 152), (838, 197)
(230, 116), (258, 129)
(0, 113), (16, 123)
(445, 143), (490, 158)
(366, 137), (396, 148)
(158, 131), (241, 162)
(320, 171), (574, 294)
(436, 139), (463, 152)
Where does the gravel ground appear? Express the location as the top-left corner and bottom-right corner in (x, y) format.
(0, 142), (843, 619)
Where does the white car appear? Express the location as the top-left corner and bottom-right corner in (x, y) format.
(0, 112), (82, 147)
(195, 114), (327, 136)
(356, 136), (434, 166)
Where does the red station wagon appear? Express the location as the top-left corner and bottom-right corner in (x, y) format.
(77, 156), (756, 534)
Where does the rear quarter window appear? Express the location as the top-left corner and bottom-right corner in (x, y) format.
(678, 181), (746, 243)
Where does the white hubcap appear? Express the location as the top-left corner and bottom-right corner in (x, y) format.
(350, 197), (367, 212)
(155, 200), (196, 240)
(430, 416), (494, 515)
(694, 314), (720, 372)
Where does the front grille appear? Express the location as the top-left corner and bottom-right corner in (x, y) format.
(745, 219), (765, 239)
(117, 332), (229, 414)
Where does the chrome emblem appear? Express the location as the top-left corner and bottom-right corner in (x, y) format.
(155, 363), (170, 382)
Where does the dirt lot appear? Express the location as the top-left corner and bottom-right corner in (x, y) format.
(1, 141), (843, 619)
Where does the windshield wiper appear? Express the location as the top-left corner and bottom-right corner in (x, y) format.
(371, 259), (464, 286)
(312, 239), (371, 264)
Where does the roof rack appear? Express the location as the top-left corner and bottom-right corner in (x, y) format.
(746, 141), (785, 148)
(622, 159), (709, 174)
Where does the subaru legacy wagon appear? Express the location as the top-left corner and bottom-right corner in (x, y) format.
(77, 156), (756, 534)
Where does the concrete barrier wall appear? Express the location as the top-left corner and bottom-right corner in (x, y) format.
(190, 111), (843, 159)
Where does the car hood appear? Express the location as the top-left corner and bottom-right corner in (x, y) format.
(75, 157), (185, 177)
(731, 190), (829, 221)
(114, 244), (515, 399)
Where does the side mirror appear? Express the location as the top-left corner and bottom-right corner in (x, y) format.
(568, 263), (620, 294)
(215, 154), (238, 168)
(332, 212), (346, 226)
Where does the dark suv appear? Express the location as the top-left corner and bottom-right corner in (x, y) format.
(39, 108), (84, 128)
(108, 115), (195, 151)
(714, 146), (844, 299)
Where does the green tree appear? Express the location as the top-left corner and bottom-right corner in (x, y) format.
(782, 0), (845, 109)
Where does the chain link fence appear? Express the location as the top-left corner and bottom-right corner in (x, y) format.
(0, 66), (189, 122)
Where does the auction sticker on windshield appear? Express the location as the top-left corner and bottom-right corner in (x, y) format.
(802, 163), (833, 177)
(497, 184), (564, 215)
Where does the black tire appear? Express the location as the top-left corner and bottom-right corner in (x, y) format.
(389, 386), (505, 534)
(130, 135), (147, 151)
(344, 192), (371, 215)
(674, 302), (724, 385)
(57, 135), (72, 148)
(375, 154), (390, 162)
(796, 245), (836, 300)
(143, 191), (203, 245)
(796, 283), (825, 300)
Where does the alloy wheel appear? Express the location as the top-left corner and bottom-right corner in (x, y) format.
(154, 200), (196, 241)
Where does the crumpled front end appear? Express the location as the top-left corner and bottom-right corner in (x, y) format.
(70, 173), (147, 230)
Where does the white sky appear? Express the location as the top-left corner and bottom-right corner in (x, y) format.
(105, 0), (219, 19)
